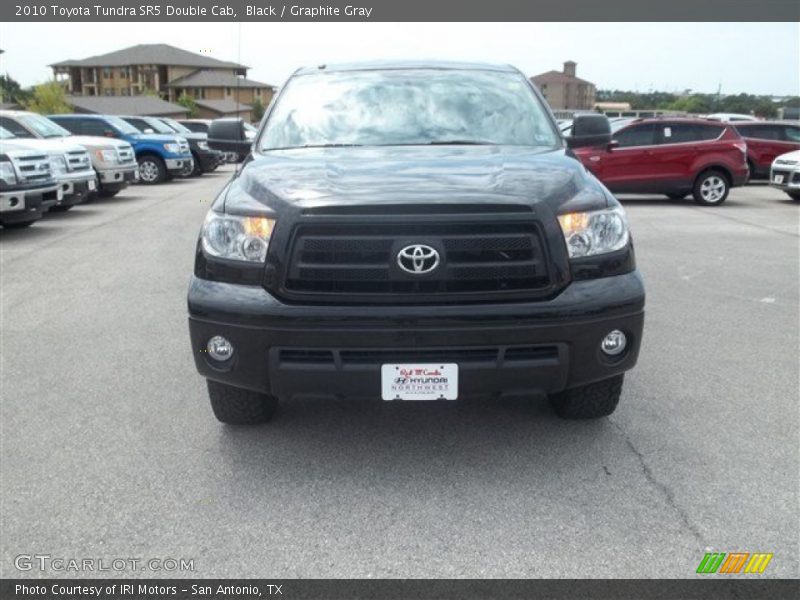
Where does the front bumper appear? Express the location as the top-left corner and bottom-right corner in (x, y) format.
(196, 149), (222, 171)
(188, 271), (645, 399)
(98, 165), (139, 189)
(769, 165), (800, 192)
(0, 184), (61, 224)
(57, 173), (98, 206)
(165, 157), (193, 173)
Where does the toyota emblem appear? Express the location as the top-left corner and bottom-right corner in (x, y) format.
(397, 244), (440, 275)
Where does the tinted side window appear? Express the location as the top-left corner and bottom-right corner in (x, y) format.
(125, 118), (149, 132)
(51, 118), (80, 135)
(696, 124), (725, 140)
(181, 122), (206, 133)
(737, 125), (782, 140)
(783, 126), (800, 142)
(614, 124), (656, 147)
(80, 119), (111, 137)
(0, 117), (34, 138)
(659, 123), (697, 144)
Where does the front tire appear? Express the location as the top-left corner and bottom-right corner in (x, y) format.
(191, 153), (204, 177)
(137, 155), (167, 185)
(788, 192), (800, 202)
(207, 380), (278, 425)
(549, 375), (624, 419)
(693, 170), (730, 206)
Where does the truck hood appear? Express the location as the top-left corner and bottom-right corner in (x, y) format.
(61, 135), (130, 151)
(177, 132), (207, 142)
(222, 145), (612, 215)
(130, 133), (184, 144)
(0, 137), (85, 154)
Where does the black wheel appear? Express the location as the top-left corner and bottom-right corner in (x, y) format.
(549, 375), (624, 419)
(207, 380), (278, 425)
(788, 192), (800, 202)
(137, 155), (167, 184)
(693, 170), (730, 206)
(191, 153), (204, 177)
(666, 192), (687, 200)
(179, 158), (193, 178)
(96, 189), (120, 198)
(2, 220), (36, 229)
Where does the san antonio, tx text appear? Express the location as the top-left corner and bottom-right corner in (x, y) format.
(16, 583), (281, 597)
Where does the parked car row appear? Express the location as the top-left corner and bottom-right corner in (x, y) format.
(0, 110), (252, 228)
(563, 115), (800, 205)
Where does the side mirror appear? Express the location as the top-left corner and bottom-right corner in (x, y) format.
(607, 139), (620, 151)
(144, 128), (155, 134)
(566, 114), (612, 149)
(208, 118), (252, 156)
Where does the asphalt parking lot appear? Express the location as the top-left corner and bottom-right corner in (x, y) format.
(1, 168), (797, 578)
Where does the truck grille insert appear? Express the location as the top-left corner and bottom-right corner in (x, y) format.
(278, 345), (559, 367)
(12, 154), (51, 183)
(281, 222), (554, 303)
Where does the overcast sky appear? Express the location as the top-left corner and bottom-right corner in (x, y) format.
(1, 22), (798, 95)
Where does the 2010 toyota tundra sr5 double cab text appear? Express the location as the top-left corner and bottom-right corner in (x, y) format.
(189, 62), (646, 425)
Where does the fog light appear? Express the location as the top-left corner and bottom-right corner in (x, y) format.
(207, 336), (234, 361)
(601, 330), (627, 356)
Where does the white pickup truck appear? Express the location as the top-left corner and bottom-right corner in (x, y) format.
(0, 111), (138, 199)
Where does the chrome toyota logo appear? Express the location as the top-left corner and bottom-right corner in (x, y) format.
(397, 244), (440, 275)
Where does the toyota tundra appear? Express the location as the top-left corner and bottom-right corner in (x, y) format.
(190, 62), (645, 424)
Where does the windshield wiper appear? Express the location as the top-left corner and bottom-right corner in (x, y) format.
(426, 140), (497, 145)
(264, 143), (364, 151)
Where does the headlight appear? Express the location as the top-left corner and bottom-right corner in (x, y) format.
(49, 155), (67, 175)
(201, 212), (276, 263)
(163, 143), (180, 154)
(0, 160), (17, 185)
(197, 141), (209, 151)
(95, 149), (117, 163)
(557, 206), (629, 259)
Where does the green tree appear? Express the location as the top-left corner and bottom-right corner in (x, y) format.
(0, 74), (24, 104)
(22, 80), (71, 114)
(251, 97), (265, 122)
(176, 93), (198, 118)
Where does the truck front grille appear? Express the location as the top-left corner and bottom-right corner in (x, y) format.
(13, 154), (52, 183)
(280, 221), (555, 303)
(66, 150), (91, 171)
(117, 147), (135, 163)
(278, 345), (559, 367)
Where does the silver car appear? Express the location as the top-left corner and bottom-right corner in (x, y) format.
(770, 150), (800, 201)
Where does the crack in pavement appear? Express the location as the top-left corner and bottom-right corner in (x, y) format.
(610, 419), (706, 547)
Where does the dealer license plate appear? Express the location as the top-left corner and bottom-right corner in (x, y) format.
(772, 174), (784, 184)
(381, 363), (458, 401)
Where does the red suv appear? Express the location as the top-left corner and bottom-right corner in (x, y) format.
(732, 121), (800, 179)
(572, 118), (748, 206)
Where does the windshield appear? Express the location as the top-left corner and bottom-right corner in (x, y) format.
(105, 116), (141, 135)
(161, 118), (192, 134)
(20, 114), (71, 138)
(143, 117), (176, 135)
(259, 69), (559, 150)
(0, 126), (15, 139)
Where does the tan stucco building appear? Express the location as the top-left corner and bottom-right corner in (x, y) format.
(50, 44), (275, 119)
(530, 61), (596, 111)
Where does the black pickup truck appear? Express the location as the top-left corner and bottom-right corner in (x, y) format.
(190, 61), (645, 424)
